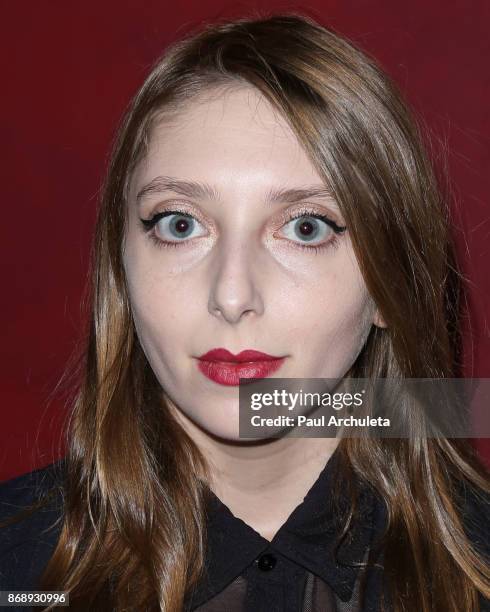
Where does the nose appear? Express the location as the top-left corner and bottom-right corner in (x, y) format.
(208, 238), (265, 324)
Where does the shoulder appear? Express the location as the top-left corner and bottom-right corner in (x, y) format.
(0, 459), (66, 591)
(453, 477), (490, 610)
(455, 477), (490, 561)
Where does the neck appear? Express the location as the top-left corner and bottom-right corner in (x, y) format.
(171, 405), (340, 541)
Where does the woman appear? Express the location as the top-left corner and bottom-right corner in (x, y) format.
(1, 12), (489, 612)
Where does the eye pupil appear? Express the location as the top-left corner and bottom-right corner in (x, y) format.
(170, 216), (193, 237)
(175, 219), (189, 232)
(295, 217), (319, 241)
(299, 221), (313, 235)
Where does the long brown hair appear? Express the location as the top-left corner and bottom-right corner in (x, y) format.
(11, 12), (490, 611)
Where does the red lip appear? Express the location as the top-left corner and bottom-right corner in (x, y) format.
(198, 348), (281, 362)
(197, 348), (286, 386)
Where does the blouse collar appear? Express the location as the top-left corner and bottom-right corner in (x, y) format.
(186, 448), (387, 608)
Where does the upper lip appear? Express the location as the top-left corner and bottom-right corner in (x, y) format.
(198, 348), (283, 362)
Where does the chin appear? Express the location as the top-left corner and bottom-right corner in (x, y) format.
(194, 419), (261, 444)
(200, 421), (241, 441)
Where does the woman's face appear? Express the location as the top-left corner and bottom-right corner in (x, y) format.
(124, 85), (384, 440)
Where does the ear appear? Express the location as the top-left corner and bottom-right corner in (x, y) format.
(373, 309), (387, 329)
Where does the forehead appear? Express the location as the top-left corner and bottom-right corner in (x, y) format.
(129, 85), (326, 202)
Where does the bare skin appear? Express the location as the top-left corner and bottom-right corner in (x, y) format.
(123, 85), (385, 541)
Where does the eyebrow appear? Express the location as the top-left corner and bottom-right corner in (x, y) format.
(135, 175), (338, 209)
(136, 176), (218, 203)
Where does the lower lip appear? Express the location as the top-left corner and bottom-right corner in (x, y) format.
(197, 358), (286, 386)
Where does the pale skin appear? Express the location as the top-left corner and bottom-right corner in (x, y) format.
(123, 85), (386, 541)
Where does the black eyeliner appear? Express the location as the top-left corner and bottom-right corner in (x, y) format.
(139, 210), (192, 232)
(289, 211), (347, 234)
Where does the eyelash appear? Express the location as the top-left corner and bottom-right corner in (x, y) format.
(139, 206), (347, 254)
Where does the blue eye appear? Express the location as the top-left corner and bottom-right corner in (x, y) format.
(276, 211), (347, 254)
(280, 215), (331, 244)
(140, 211), (206, 243)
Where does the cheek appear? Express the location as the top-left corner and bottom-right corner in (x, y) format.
(123, 240), (190, 367)
(315, 294), (373, 372)
(127, 281), (187, 357)
(282, 261), (374, 371)
(294, 293), (370, 342)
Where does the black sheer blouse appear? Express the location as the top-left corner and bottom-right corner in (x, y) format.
(1, 451), (490, 612)
(185, 447), (490, 612)
(185, 449), (386, 611)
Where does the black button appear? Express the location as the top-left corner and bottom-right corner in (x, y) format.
(257, 553), (277, 571)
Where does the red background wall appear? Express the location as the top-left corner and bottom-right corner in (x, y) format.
(1, 0), (489, 481)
